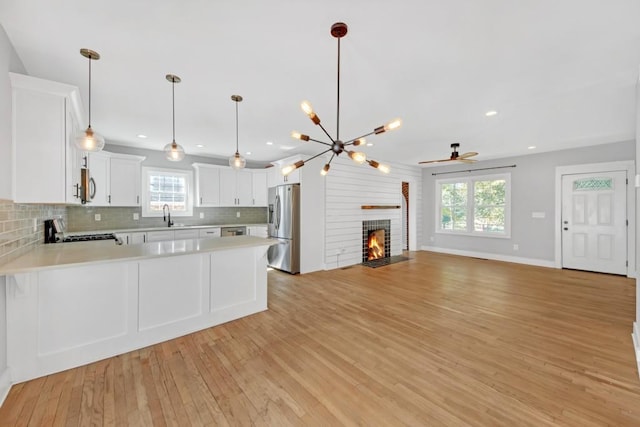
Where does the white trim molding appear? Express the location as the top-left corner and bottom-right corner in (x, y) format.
(0, 367), (11, 407)
(633, 322), (640, 379)
(421, 246), (556, 268)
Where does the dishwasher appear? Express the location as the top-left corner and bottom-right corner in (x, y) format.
(221, 226), (246, 236)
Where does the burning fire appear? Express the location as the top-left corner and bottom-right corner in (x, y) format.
(368, 231), (385, 260)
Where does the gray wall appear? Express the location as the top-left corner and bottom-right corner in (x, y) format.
(0, 24), (26, 199)
(422, 140), (635, 262)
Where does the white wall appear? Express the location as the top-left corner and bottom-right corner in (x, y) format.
(422, 140), (635, 264)
(634, 68), (640, 376)
(323, 160), (422, 269)
(0, 24), (26, 199)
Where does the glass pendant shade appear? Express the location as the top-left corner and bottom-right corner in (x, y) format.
(75, 126), (105, 152)
(164, 141), (185, 162)
(229, 152), (246, 170)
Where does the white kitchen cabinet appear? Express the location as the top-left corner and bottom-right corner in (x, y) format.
(10, 73), (84, 204)
(269, 155), (302, 186)
(115, 231), (147, 245)
(146, 230), (175, 242)
(193, 163), (221, 206)
(247, 225), (268, 238)
(174, 229), (200, 240)
(109, 154), (145, 206)
(199, 227), (221, 238)
(252, 171), (268, 206)
(87, 151), (110, 206)
(220, 169), (253, 206)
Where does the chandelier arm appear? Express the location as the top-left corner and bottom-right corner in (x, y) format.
(327, 153), (336, 165)
(317, 122), (336, 143)
(308, 137), (332, 146)
(344, 131), (375, 145)
(305, 148), (333, 163)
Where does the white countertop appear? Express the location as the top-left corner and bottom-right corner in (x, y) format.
(0, 236), (276, 275)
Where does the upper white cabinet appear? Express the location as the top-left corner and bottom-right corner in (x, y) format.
(269, 155), (302, 187)
(252, 171), (268, 206)
(109, 154), (145, 206)
(87, 151), (110, 206)
(10, 73), (84, 204)
(193, 163), (220, 207)
(220, 169), (253, 206)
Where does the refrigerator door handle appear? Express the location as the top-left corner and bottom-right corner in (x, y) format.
(275, 194), (281, 231)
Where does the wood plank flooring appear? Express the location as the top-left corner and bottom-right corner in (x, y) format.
(1, 251), (639, 426)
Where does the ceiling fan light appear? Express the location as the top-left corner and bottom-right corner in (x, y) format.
(229, 152), (246, 170)
(164, 141), (185, 161)
(291, 131), (310, 141)
(282, 160), (305, 176)
(348, 150), (366, 164)
(321, 163), (330, 176)
(75, 126), (105, 152)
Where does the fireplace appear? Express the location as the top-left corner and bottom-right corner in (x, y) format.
(362, 220), (391, 265)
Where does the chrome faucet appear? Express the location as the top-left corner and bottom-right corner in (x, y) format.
(162, 204), (174, 227)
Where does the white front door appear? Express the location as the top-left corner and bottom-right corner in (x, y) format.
(561, 171), (627, 275)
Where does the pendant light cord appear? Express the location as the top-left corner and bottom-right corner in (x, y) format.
(88, 56), (92, 128)
(336, 36), (341, 141)
(171, 79), (176, 142)
(235, 99), (239, 153)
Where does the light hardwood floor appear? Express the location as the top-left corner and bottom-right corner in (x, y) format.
(1, 251), (639, 426)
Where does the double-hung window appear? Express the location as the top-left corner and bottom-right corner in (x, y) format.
(141, 167), (193, 217)
(436, 173), (510, 237)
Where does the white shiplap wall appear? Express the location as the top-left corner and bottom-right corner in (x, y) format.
(324, 160), (422, 269)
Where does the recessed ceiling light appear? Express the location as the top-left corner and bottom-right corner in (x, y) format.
(281, 145), (295, 151)
(196, 144), (204, 148)
(528, 145), (536, 150)
(485, 110), (498, 117)
(266, 141), (273, 145)
(246, 151), (252, 155)
(366, 142), (374, 147)
(137, 134), (147, 139)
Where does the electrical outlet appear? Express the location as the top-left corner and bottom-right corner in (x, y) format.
(513, 244), (519, 251)
(133, 213), (139, 220)
(236, 211), (240, 218)
(95, 214), (101, 221)
(33, 218), (37, 232)
(199, 212), (204, 219)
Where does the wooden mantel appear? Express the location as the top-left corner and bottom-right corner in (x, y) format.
(361, 205), (401, 209)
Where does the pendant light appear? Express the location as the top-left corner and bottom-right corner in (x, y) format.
(163, 74), (185, 162)
(284, 22), (401, 176)
(229, 95), (246, 170)
(75, 49), (105, 152)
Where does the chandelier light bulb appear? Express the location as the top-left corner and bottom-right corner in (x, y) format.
(352, 138), (366, 146)
(384, 118), (402, 132)
(377, 163), (390, 174)
(291, 131), (310, 141)
(348, 150), (367, 164)
(321, 163), (330, 176)
(301, 101), (314, 116)
(282, 160), (305, 176)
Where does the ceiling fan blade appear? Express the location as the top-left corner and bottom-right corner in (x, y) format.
(418, 158), (452, 164)
(458, 158), (477, 164)
(458, 151), (478, 159)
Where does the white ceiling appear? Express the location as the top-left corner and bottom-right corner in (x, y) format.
(2, 1), (640, 168)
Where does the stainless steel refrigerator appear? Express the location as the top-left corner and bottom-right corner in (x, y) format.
(268, 184), (300, 274)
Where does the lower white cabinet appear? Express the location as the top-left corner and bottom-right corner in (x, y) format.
(199, 227), (221, 238)
(174, 229), (200, 240)
(146, 230), (175, 242)
(247, 225), (268, 238)
(116, 231), (147, 245)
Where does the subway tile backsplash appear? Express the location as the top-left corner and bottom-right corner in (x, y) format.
(66, 206), (268, 232)
(0, 200), (67, 266)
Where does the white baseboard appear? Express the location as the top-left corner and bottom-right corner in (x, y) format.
(420, 246), (556, 269)
(633, 322), (640, 380)
(0, 367), (11, 407)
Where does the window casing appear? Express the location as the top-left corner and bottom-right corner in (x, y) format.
(435, 173), (511, 238)
(142, 167), (193, 217)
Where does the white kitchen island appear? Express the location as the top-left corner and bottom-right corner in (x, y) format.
(0, 236), (275, 383)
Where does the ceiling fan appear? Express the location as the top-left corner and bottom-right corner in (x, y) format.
(419, 143), (478, 164)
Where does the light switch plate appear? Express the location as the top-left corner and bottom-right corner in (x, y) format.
(199, 212), (204, 219)
(236, 211), (240, 218)
(133, 213), (139, 220)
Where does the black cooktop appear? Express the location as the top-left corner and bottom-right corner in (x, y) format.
(62, 233), (116, 243)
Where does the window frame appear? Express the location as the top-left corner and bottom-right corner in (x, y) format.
(141, 167), (194, 218)
(435, 173), (511, 238)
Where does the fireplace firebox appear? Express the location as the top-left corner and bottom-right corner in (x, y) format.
(362, 220), (391, 266)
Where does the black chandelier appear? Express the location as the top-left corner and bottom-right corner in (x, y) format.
(282, 22), (401, 177)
